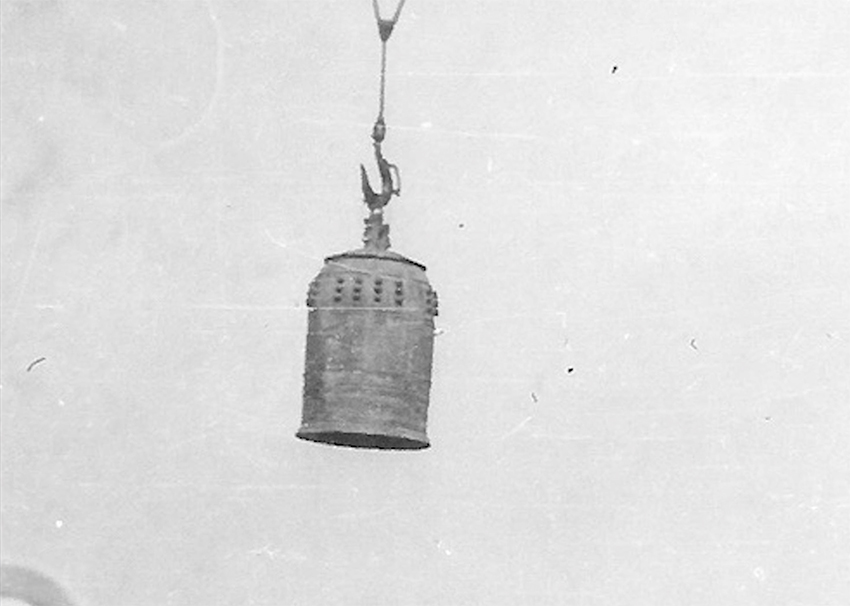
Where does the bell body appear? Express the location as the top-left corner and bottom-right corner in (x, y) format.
(298, 248), (438, 449)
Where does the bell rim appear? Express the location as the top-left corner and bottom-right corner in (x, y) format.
(296, 427), (430, 451)
(324, 248), (427, 271)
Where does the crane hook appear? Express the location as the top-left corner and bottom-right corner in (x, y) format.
(360, 117), (401, 214)
(361, 0), (406, 215)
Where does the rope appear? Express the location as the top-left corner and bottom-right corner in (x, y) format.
(371, 0), (408, 124)
(378, 41), (387, 120)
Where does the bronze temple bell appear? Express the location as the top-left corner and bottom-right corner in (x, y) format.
(296, 0), (438, 450)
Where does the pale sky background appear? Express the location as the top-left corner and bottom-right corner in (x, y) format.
(1, 1), (848, 604)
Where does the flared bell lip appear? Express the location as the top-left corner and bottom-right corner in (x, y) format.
(296, 428), (430, 450)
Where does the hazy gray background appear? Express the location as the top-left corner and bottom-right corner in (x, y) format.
(1, 0), (848, 604)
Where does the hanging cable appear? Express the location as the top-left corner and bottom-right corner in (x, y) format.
(360, 0), (408, 234)
(370, 0), (408, 133)
(372, 0), (407, 127)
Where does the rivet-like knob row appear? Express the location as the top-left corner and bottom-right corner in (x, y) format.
(307, 274), (439, 316)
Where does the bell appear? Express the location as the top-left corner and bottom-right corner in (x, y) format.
(297, 0), (437, 449)
(297, 245), (438, 450)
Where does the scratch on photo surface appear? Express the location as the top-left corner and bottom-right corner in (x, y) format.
(189, 303), (304, 311)
(158, 0), (226, 150)
(263, 228), (325, 263)
(402, 69), (849, 81)
(35, 302), (64, 310)
(498, 416), (533, 441)
(466, 312), (553, 327)
(248, 544), (308, 562)
(214, 405), (270, 427)
(331, 504), (397, 521)
(528, 433), (594, 441)
(296, 117), (542, 141)
(227, 444), (277, 473)
(778, 326), (803, 357)
(8, 212), (46, 332)
(227, 483), (324, 492)
(26, 357), (47, 372)
(394, 123), (542, 141)
(615, 71), (847, 81)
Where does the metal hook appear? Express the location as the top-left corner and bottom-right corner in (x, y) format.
(360, 133), (401, 213)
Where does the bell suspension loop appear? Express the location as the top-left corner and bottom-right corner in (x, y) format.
(361, 0), (408, 251)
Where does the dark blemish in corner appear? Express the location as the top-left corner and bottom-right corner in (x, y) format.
(531, 392), (538, 403)
(566, 367), (574, 374)
(26, 357), (47, 372)
(611, 65), (618, 74)
(458, 223), (465, 229)
(0, 565), (75, 606)
(689, 338), (698, 351)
